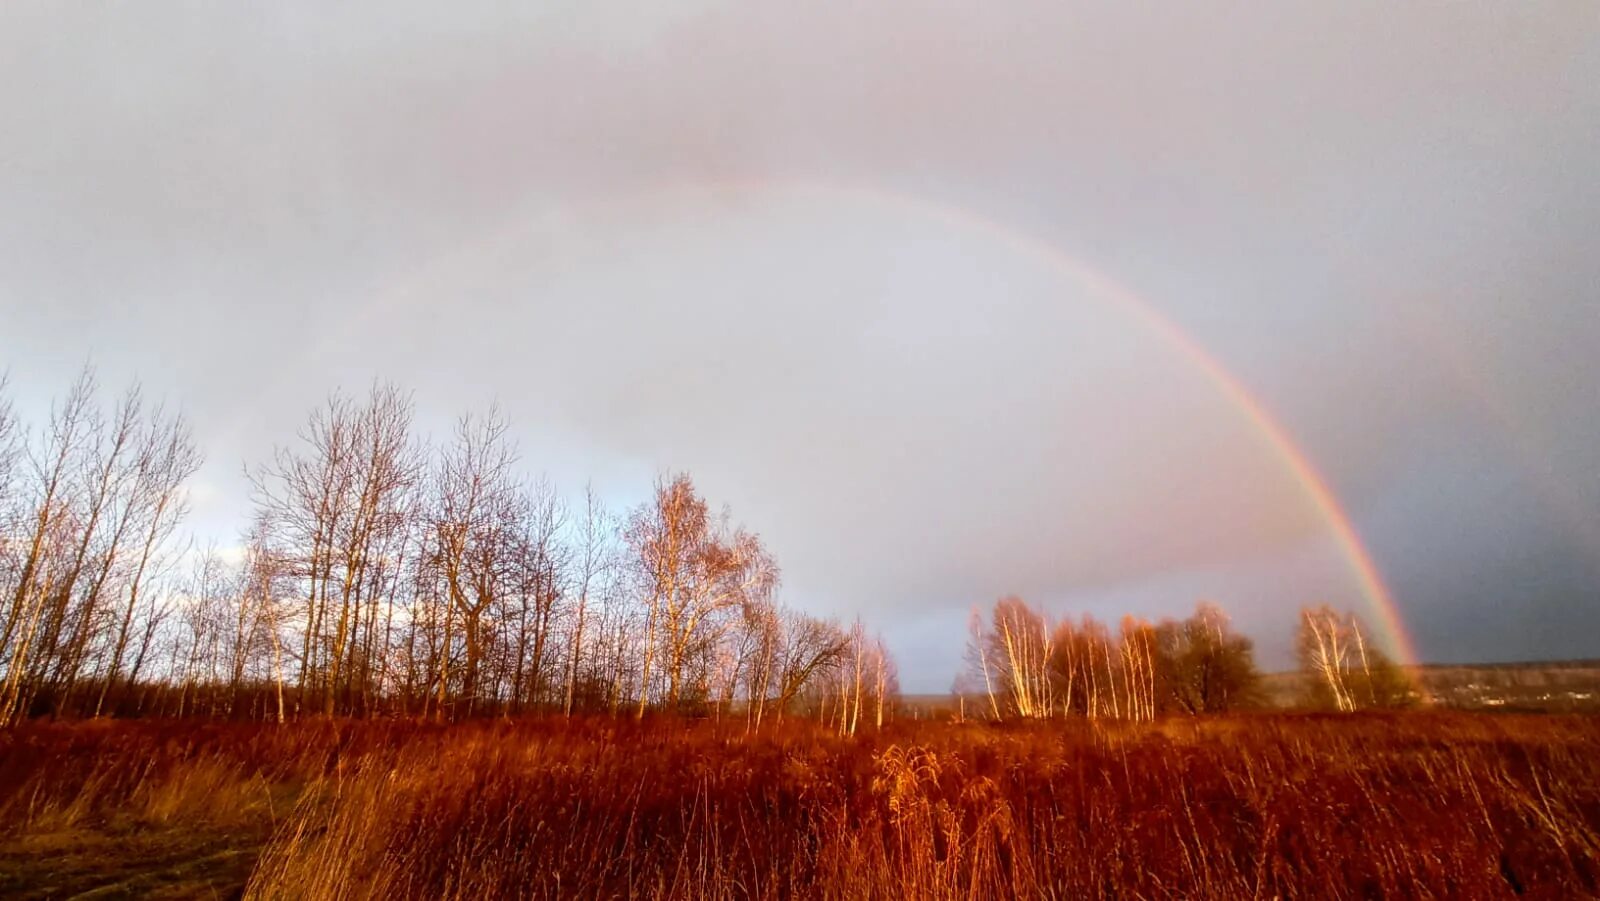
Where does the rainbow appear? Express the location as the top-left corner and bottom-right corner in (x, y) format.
(348, 176), (1422, 665)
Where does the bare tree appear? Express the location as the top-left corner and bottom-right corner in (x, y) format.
(0, 375), (17, 499)
(625, 473), (777, 716)
(426, 406), (525, 718)
(0, 375), (19, 649)
(500, 477), (565, 712)
(961, 605), (1002, 720)
(564, 484), (614, 716)
(250, 384), (419, 717)
(768, 609), (849, 725)
(170, 545), (234, 718)
(1048, 616), (1087, 716)
(31, 384), (146, 713)
(94, 410), (199, 716)
(989, 596), (1055, 718)
(1118, 616), (1160, 722)
(825, 619), (896, 735)
(240, 516), (290, 722)
(0, 374), (22, 570)
(0, 369), (96, 724)
(1297, 605), (1410, 710)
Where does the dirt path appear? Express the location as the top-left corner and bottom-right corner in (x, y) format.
(0, 829), (263, 900)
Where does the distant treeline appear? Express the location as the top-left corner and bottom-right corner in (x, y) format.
(956, 596), (1410, 720)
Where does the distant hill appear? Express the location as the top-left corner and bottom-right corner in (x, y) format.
(1261, 659), (1600, 711)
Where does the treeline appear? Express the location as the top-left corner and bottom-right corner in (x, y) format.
(0, 372), (894, 728)
(1, 368), (1412, 728)
(960, 597), (1411, 719)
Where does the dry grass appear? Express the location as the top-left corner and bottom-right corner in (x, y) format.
(1, 713), (1597, 899)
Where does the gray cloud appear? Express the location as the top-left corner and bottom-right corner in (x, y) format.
(2, 1), (1596, 689)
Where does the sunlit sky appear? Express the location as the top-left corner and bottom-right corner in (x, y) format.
(3, 3), (1597, 690)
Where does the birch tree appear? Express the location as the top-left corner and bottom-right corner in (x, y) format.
(1297, 605), (1410, 710)
(626, 473), (777, 715)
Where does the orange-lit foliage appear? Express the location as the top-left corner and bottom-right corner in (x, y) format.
(2, 714), (1597, 898)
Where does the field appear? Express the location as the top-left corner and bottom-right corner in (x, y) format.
(1, 713), (1598, 899)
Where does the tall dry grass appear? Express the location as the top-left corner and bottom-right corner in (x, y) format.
(3, 713), (1598, 899)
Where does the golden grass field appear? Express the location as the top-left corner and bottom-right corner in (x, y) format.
(2, 713), (1597, 899)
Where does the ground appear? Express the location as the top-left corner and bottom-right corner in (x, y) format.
(2, 712), (1597, 898)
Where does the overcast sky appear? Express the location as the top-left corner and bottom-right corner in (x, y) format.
(3, 2), (1596, 690)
